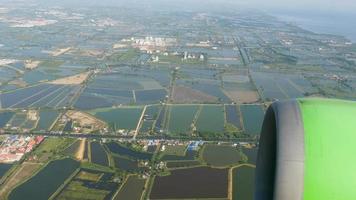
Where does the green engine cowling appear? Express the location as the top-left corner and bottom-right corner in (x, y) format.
(255, 98), (356, 200)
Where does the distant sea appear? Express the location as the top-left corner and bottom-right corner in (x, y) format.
(271, 10), (356, 42)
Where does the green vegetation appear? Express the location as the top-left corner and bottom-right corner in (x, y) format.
(161, 145), (187, 156)
(57, 180), (110, 200)
(114, 176), (146, 200)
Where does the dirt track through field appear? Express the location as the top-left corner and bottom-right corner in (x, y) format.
(75, 138), (86, 160)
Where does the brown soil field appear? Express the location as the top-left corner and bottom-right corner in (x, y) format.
(50, 71), (91, 85)
(224, 90), (259, 103)
(66, 110), (106, 131)
(172, 86), (217, 103)
(75, 139), (86, 160)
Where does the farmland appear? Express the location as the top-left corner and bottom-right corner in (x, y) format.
(8, 158), (79, 200)
(150, 167), (228, 199)
(232, 166), (255, 200)
(114, 176), (146, 200)
(56, 169), (118, 200)
(0, 1), (355, 200)
(202, 144), (241, 167)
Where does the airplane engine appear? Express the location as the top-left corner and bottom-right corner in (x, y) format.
(255, 99), (356, 200)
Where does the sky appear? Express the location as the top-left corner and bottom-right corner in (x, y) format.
(2, 0), (356, 16)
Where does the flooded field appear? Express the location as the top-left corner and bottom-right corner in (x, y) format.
(56, 169), (118, 200)
(92, 107), (143, 131)
(9, 158), (79, 200)
(166, 105), (198, 135)
(90, 141), (109, 166)
(202, 144), (241, 167)
(114, 176), (146, 200)
(35, 110), (60, 131)
(0, 111), (15, 128)
(240, 105), (265, 135)
(0, 163), (12, 178)
(196, 105), (225, 136)
(166, 160), (201, 168)
(243, 148), (258, 165)
(135, 89), (167, 104)
(225, 105), (242, 130)
(112, 156), (144, 172)
(232, 166), (255, 200)
(150, 167), (228, 199)
(161, 150), (197, 161)
(105, 142), (152, 160)
(0, 84), (80, 109)
(62, 140), (80, 157)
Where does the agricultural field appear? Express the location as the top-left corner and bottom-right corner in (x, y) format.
(0, 164), (13, 179)
(232, 166), (255, 200)
(90, 142), (109, 166)
(91, 107), (143, 132)
(0, 162), (42, 198)
(222, 73), (260, 103)
(202, 144), (241, 167)
(240, 105), (265, 136)
(113, 176), (146, 200)
(0, 83), (82, 109)
(34, 110), (60, 132)
(56, 169), (118, 200)
(166, 105), (199, 135)
(8, 158), (79, 200)
(150, 167), (228, 199)
(225, 105), (242, 131)
(105, 142), (153, 160)
(0, 112), (15, 128)
(243, 148), (258, 165)
(195, 105), (225, 138)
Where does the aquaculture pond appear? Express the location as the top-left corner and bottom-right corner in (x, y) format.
(154, 105), (166, 131)
(62, 140), (80, 157)
(35, 110), (60, 131)
(0, 111), (14, 128)
(90, 142), (109, 166)
(0, 83), (80, 109)
(202, 144), (241, 167)
(161, 150), (197, 161)
(92, 107), (143, 131)
(114, 176), (146, 200)
(240, 105), (264, 135)
(0, 163), (13, 178)
(144, 105), (161, 119)
(150, 167), (228, 199)
(243, 148), (258, 165)
(225, 105), (242, 130)
(9, 158), (79, 200)
(232, 166), (255, 200)
(57, 169), (118, 200)
(196, 105), (225, 133)
(112, 156), (145, 172)
(166, 105), (198, 135)
(166, 160), (201, 168)
(135, 89), (167, 104)
(139, 120), (154, 133)
(105, 142), (152, 160)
